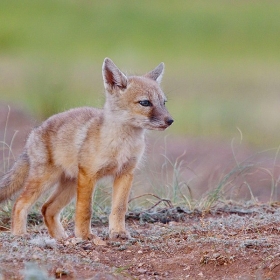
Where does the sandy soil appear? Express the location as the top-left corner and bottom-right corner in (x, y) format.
(1, 205), (280, 279)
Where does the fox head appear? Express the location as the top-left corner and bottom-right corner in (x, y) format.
(102, 58), (174, 131)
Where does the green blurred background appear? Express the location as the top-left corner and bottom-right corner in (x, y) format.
(1, 0), (280, 148)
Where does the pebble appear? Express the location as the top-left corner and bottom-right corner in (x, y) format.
(138, 268), (147, 274)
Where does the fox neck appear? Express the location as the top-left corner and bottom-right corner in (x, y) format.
(102, 106), (145, 138)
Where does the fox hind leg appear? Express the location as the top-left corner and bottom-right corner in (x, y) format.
(12, 169), (59, 236)
(12, 183), (41, 235)
(42, 175), (76, 239)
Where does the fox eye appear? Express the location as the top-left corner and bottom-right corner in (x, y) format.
(139, 100), (152, 107)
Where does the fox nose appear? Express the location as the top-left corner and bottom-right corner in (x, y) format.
(165, 118), (174, 126)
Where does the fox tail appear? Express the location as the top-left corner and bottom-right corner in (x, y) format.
(0, 152), (30, 203)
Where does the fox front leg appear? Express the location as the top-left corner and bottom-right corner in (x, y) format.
(109, 172), (134, 239)
(75, 169), (96, 240)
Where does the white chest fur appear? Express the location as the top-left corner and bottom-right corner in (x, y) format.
(94, 127), (145, 177)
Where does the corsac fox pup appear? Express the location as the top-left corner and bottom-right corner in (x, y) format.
(0, 58), (173, 240)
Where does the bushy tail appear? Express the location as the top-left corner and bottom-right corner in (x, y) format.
(0, 152), (30, 202)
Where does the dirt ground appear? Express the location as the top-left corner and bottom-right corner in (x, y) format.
(2, 104), (280, 279)
(1, 204), (280, 280)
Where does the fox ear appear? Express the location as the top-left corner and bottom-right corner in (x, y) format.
(102, 58), (128, 92)
(145, 62), (164, 84)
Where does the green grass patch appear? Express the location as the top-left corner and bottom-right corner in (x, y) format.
(1, 0), (280, 146)
(1, 0), (280, 61)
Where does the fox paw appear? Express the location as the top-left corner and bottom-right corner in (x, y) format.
(17, 233), (31, 240)
(86, 233), (106, 245)
(109, 230), (131, 240)
(67, 234), (106, 246)
(74, 231), (98, 241)
(86, 233), (99, 240)
(49, 230), (68, 240)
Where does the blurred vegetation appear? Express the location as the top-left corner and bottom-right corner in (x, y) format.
(1, 0), (280, 147)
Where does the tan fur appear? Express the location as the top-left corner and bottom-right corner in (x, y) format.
(0, 58), (173, 240)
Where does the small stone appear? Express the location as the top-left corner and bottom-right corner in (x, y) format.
(32, 254), (40, 260)
(138, 268), (147, 274)
(213, 253), (221, 258)
(82, 244), (93, 250)
(55, 268), (69, 278)
(70, 237), (83, 245)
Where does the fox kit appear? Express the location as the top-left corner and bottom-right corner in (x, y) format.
(0, 58), (173, 240)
